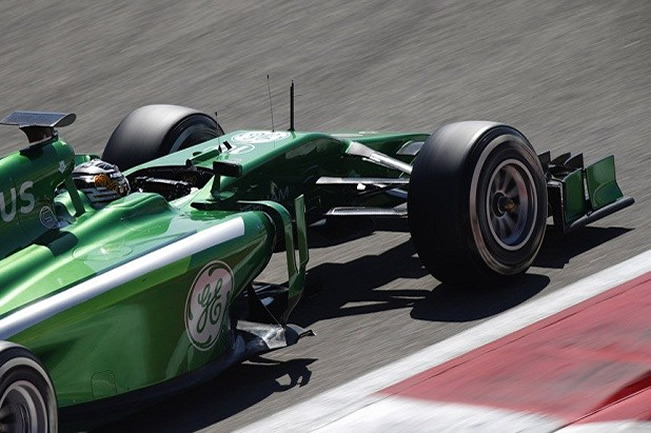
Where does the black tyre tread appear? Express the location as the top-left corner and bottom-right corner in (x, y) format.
(408, 122), (547, 287)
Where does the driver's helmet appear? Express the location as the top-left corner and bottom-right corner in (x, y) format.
(72, 159), (130, 207)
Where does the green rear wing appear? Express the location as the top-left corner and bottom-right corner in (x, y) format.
(539, 151), (634, 233)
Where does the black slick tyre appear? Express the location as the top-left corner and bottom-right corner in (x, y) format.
(102, 104), (224, 171)
(0, 342), (57, 433)
(408, 121), (547, 287)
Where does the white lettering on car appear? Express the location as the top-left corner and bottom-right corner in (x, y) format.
(0, 181), (37, 223)
(269, 181), (290, 202)
(0, 188), (16, 222)
(19, 181), (35, 214)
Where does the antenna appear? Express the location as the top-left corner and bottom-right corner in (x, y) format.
(289, 80), (295, 132)
(266, 75), (275, 132)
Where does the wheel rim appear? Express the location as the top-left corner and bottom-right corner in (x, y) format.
(0, 381), (48, 433)
(484, 159), (538, 251)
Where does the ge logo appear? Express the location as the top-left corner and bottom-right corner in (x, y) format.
(184, 261), (234, 351)
(231, 131), (290, 143)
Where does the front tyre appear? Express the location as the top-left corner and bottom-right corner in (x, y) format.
(0, 343), (57, 433)
(408, 122), (547, 287)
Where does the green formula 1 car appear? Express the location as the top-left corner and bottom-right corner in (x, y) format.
(0, 95), (633, 431)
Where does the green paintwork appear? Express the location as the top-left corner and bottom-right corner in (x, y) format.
(0, 120), (627, 412)
(0, 127), (425, 409)
(0, 138), (75, 261)
(585, 156), (623, 210)
(562, 169), (586, 223)
(554, 155), (625, 224)
(12, 210), (274, 406)
(133, 130), (427, 215)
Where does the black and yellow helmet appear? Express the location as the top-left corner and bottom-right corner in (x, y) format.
(71, 160), (130, 207)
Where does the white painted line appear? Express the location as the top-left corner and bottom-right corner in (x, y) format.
(556, 421), (651, 433)
(235, 250), (651, 433)
(313, 397), (563, 433)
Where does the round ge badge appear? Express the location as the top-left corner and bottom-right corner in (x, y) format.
(184, 261), (234, 351)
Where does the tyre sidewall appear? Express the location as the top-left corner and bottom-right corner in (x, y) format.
(0, 346), (57, 433)
(160, 114), (221, 155)
(467, 129), (547, 275)
(409, 123), (547, 285)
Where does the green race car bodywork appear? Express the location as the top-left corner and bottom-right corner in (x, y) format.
(0, 108), (633, 425)
(0, 122), (426, 411)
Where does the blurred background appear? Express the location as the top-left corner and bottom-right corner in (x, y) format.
(0, 0), (649, 431)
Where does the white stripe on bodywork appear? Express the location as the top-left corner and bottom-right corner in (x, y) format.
(0, 216), (245, 339)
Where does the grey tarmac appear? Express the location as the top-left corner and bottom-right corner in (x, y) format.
(0, 0), (648, 431)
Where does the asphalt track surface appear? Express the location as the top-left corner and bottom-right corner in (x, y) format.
(0, 1), (649, 431)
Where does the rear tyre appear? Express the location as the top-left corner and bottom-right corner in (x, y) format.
(102, 104), (224, 171)
(0, 343), (57, 433)
(408, 121), (547, 287)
